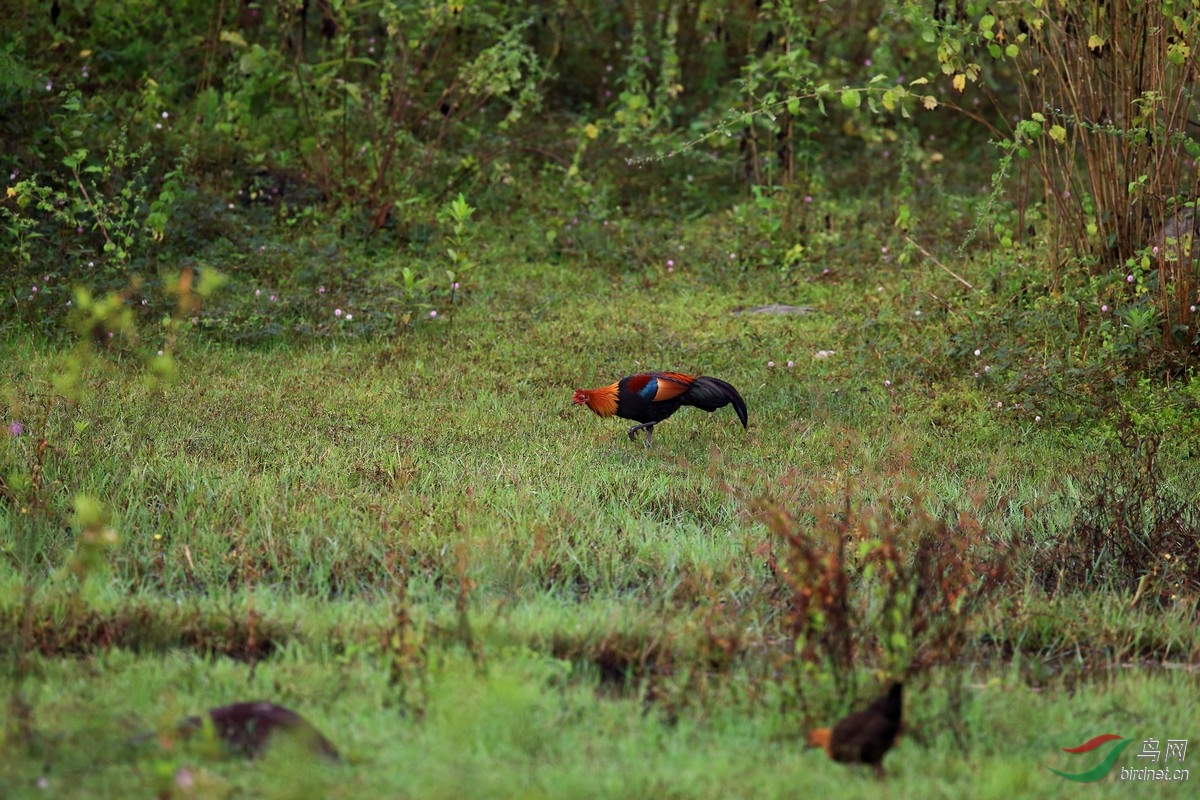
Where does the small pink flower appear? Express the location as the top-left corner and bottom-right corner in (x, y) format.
(346, 313), (353, 320)
(767, 361), (775, 368)
(667, 259), (674, 267)
(318, 286), (326, 293)
(429, 310), (438, 318)
(335, 308), (343, 317)
(974, 348), (981, 356)
(1101, 304), (1109, 312)
(804, 196), (813, 203)
(8, 421), (23, 436)
(884, 379), (892, 387)
(452, 282), (459, 290)
(270, 295), (276, 302)
(1035, 415), (1042, 422)
(1127, 274), (1135, 283)
(255, 289), (261, 296)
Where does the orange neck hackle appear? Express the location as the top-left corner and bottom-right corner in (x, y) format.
(573, 384), (619, 418)
(806, 727), (833, 757)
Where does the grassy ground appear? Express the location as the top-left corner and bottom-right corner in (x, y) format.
(5, 648), (1198, 799)
(3, 185), (1200, 796)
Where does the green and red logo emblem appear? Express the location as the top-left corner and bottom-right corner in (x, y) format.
(1048, 734), (1135, 782)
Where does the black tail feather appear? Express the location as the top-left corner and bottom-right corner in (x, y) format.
(686, 377), (749, 428)
(866, 682), (904, 725)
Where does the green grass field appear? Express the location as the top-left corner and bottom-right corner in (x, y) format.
(3, 206), (1199, 798)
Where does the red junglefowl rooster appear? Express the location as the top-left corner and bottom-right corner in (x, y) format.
(573, 371), (748, 448)
(806, 682), (904, 778)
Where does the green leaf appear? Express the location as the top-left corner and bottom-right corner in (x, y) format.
(196, 267), (228, 298)
(840, 89), (861, 109)
(72, 494), (109, 530)
(62, 148), (88, 169)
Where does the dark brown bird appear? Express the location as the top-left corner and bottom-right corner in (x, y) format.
(573, 371), (748, 448)
(179, 701), (339, 761)
(807, 682), (903, 777)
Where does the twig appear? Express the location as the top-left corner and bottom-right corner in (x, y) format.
(903, 235), (974, 290)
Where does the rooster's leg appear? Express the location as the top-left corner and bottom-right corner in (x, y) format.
(626, 421), (660, 448)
